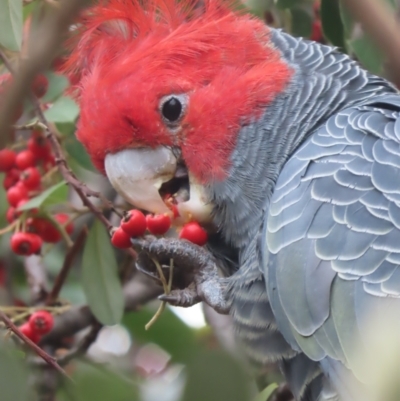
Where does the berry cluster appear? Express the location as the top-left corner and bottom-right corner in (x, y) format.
(111, 209), (208, 249)
(18, 310), (54, 344)
(0, 72), (75, 256)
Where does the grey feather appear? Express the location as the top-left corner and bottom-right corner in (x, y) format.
(207, 28), (400, 401)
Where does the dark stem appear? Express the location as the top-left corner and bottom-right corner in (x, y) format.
(46, 227), (88, 306)
(57, 322), (103, 366)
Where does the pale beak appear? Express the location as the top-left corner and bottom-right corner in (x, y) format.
(104, 146), (214, 224)
(105, 147), (176, 215)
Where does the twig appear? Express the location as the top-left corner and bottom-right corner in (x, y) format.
(57, 322), (103, 366)
(31, 98), (115, 231)
(145, 258), (173, 330)
(342, 0), (400, 84)
(46, 227), (88, 306)
(0, 310), (70, 379)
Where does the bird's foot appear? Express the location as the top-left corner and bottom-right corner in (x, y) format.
(132, 236), (230, 314)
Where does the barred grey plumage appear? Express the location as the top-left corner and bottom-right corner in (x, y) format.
(209, 29), (400, 401)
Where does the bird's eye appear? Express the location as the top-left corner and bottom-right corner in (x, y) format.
(161, 97), (182, 122)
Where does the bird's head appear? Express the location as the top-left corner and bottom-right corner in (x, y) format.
(66, 0), (293, 223)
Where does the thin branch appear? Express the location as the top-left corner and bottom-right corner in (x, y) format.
(0, 310), (70, 379)
(30, 99), (115, 231)
(341, 0), (400, 84)
(57, 323), (103, 366)
(46, 227), (88, 306)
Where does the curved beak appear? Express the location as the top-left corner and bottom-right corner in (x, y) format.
(105, 147), (176, 215)
(104, 146), (214, 224)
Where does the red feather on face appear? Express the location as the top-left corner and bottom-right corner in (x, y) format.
(65, 0), (293, 183)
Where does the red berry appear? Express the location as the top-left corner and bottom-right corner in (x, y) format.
(310, 20), (323, 42)
(31, 74), (49, 98)
(121, 210), (147, 237)
(111, 227), (132, 249)
(15, 150), (35, 170)
(10, 232), (42, 256)
(26, 218), (59, 243)
(28, 131), (51, 160)
(20, 167), (41, 190)
(30, 233), (43, 252)
(0, 149), (16, 172)
(3, 168), (20, 190)
(6, 207), (18, 223)
(28, 310), (54, 335)
(179, 222), (208, 246)
(55, 213), (74, 235)
(27, 215), (72, 243)
(19, 322), (41, 344)
(6, 184), (28, 207)
(146, 214), (171, 235)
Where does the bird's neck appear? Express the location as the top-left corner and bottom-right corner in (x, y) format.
(209, 29), (397, 252)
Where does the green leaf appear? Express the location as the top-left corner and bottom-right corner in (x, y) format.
(82, 219), (124, 325)
(339, 0), (396, 75)
(181, 349), (252, 401)
(123, 307), (198, 363)
(338, 0), (354, 36)
(253, 384), (279, 401)
(0, 340), (30, 401)
(291, 7), (312, 38)
(65, 136), (96, 172)
(321, 0), (345, 49)
(276, 0), (298, 9)
(42, 72), (70, 103)
(350, 36), (384, 76)
(245, 0), (272, 18)
(56, 122), (76, 137)
(0, 0), (22, 51)
(44, 96), (79, 123)
(63, 362), (139, 401)
(18, 181), (68, 211)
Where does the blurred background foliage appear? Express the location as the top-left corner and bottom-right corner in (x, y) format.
(0, 0), (399, 401)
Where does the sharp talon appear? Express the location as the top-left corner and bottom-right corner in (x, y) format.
(158, 294), (176, 302)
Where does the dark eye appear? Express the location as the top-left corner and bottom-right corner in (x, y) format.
(162, 97), (182, 122)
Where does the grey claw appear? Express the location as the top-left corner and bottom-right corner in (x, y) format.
(158, 289), (201, 307)
(158, 294), (177, 302)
